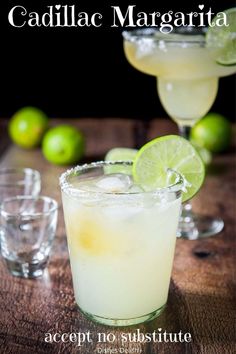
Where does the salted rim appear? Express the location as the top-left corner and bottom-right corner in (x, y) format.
(122, 27), (206, 47)
(59, 161), (184, 196)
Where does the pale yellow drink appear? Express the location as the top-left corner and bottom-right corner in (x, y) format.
(124, 32), (236, 126)
(60, 162), (183, 326)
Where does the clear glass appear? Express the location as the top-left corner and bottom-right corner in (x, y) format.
(0, 168), (41, 251)
(0, 196), (58, 278)
(60, 161), (183, 326)
(0, 168), (41, 202)
(122, 27), (236, 239)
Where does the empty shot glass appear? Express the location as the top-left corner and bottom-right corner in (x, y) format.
(0, 168), (41, 202)
(0, 196), (58, 278)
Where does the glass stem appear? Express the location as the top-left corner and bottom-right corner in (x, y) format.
(178, 125), (198, 238)
(179, 125), (191, 140)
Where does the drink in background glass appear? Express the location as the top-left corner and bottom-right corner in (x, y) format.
(123, 28), (236, 239)
(60, 161), (183, 326)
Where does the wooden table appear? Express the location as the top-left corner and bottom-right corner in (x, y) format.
(0, 118), (235, 354)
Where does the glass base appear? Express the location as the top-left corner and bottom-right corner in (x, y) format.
(79, 305), (166, 327)
(178, 213), (224, 240)
(4, 258), (47, 278)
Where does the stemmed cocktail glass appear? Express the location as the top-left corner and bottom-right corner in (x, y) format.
(122, 27), (236, 239)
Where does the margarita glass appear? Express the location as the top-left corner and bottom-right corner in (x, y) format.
(60, 161), (183, 326)
(123, 27), (236, 239)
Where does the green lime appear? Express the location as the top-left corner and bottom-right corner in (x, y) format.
(105, 147), (138, 162)
(133, 135), (205, 203)
(104, 148), (137, 174)
(8, 106), (48, 149)
(190, 113), (232, 153)
(206, 8), (236, 66)
(42, 125), (85, 165)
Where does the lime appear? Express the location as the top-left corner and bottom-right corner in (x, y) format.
(42, 125), (85, 165)
(104, 148), (137, 174)
(190, 113), (232, 153)
(206, 8), (236, 66)
(133, 135), (205, 203)
(8, 106), (48, 149)
(105, 147), (138, 162)
(191, 143), (212, 166)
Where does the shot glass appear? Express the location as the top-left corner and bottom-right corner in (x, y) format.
(0, 168), (41, 202)
(60, 161), (183, 326)
(0, 196), (58, 278)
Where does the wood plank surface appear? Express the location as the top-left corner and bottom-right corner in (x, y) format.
(0, 118), (235, 354)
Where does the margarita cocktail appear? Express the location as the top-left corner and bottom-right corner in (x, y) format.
(123, 18), (236, 239)
(123, 30), (235, 127)
(60, 161), (183, 326)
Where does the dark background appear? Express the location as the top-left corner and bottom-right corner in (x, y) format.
(1, 0), (236, 121)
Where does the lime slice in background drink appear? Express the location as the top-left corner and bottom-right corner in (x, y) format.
(133, 135), (205, 203)
(191, 144), (212, 166)
(206, 8), (236, 66)
(105, 147), (138, 162)
(105, 147), (138, 174)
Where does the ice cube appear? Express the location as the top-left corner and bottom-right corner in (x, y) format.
(75, 183), (103, 193)
(128, 184), (145, 193)
(95, 174), (132, 193)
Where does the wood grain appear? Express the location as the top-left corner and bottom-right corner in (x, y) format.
(0, 118), (235, 354)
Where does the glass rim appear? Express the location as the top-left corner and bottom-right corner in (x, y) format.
(122, 27), (207, 46)
(0, 195), (58, 218)
(59, 161), (184, 196)
(0, 167), (41, 187)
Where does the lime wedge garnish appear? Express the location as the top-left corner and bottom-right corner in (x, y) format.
(132, 135), (205, 203)
(216, 41), (236, 66)
(105, 147), (138, 162)
(105, 147), (138, 174)
(206, 8), (236, 66)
